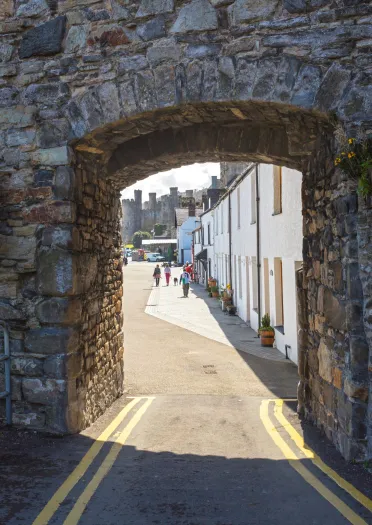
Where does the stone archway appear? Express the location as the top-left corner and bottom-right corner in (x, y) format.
(0, 0), (371, 459)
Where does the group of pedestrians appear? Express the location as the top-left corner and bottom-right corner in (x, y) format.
(152, 262), (192, 298)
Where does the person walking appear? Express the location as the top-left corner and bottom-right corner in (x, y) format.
(153, 264), (161, 287)
(164, 264), (171, 286)
(180, 267), (190, 298)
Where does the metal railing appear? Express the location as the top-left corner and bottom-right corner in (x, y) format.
(0, 321), (12, 425)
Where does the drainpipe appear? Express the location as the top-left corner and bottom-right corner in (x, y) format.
(228, 192), (232, 302)
(256, 164), (262, 329)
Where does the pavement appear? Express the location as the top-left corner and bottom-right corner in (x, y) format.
(145, 276), (288, 361)
(0, 261), (371, 525)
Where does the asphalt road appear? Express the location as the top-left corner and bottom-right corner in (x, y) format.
(1, 262), (371, 525)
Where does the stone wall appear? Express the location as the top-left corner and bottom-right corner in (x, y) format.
(0, 0), (371, 459)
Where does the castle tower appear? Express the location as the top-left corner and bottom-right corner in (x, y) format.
(149, 192), (157, 210)
(134, 189), (142, 207)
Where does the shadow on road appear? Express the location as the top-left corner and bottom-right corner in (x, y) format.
(190, 283), (298, 401)
(1, 425), (371, 525)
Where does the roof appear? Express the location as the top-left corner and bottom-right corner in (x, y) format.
(175, 208), (203, 227)
(142, 239), (177, 245)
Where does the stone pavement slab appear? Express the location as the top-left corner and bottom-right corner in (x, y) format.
(145, 278), (288, 362)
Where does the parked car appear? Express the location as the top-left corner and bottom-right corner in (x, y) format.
(146, 253), (162, 262)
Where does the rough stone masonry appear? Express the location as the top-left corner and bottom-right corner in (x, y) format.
(0, 0), (371, 460)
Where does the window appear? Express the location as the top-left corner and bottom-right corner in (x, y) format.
(263, 258), (270, 316)
(273, 165), (282, 215)
(202, 226), (205, 245)
(251, 174), (256, 224)
(238, 256), (242, 299)
(274, 257), (284, 329)
(237, 187), (241, 229)
(207, 223), (211, 245)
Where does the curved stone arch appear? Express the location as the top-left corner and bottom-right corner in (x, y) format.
(1, 0), (371, 459)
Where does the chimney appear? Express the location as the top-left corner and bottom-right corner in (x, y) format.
(207, 188), (222, 208)
(211, 176), (217, 189)
(202, 193), (209, 212)
(188, 200), (196, 217)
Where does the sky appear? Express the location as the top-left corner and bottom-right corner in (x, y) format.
(121, 163), (220, 201)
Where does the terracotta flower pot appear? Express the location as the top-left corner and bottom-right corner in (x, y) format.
(260, 330), (275, 347)
(212, 291), (219, 298)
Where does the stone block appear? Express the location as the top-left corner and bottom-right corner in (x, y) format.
(23, 202), (76, 224)
(349, 336), (369, 373)
(0, 375), (22, 401)
(0, 282), (17, 299)
(10, 356), (43, 376)
(36, 119), (71, 149)
(147, 42), (180, 66)
(137, 16), (166, 42)
(0, 235), (36, 261)
(36, 249), (78, 296)
(171, 0), (218, 33)
(97, 83), (121, 124)
(344, 378), (368, 402)
(118, 55), (148, 75)
(0, 43), (13, 63)
(315, 63), (351, 112)
(16, 0), (48, 17)
(291, 64), (321, 109)
(0, 87), (19, 107)
(31, 146), (69, 166)
(19, 16), (66, 59)
(6, 128), (35, 147)
(0, 0), (14, 20)
(323, 288), (346, 331)
(64, 25), (88, 54)
(346, 263), (363, 300)
(34, 169), (54, 187)
(229, 0), (277, 24)
(332, 367), (342, 389)
(25, 327), (79, 355)
(0, 107), (36, 127)
(36, 297), (82, 325)
(136, 0), (174, 18)
(41, 225), (79, 249)
(318, 339), (332, 383)
(43, 353), (82, 379)
(22, 377), (66, 405)
(0, 301), (23, 320)
(53, 166), (74, 200)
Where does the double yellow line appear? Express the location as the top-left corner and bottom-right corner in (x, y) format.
(260, 399), (372, 525)
(33, 396), (154, 525)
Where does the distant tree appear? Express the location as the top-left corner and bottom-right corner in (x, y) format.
(132, 231), (151, 248)
(154, 223), (166, 236)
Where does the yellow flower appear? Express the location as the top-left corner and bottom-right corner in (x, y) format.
(348, 138), (355, 144)
(334, 157), (341, 165)
(341, 152), (346, 156)
(348, 151), (356, 159)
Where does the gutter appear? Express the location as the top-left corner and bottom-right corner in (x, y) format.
(255, 164), (262, 330)
(228, 191), (232, 300)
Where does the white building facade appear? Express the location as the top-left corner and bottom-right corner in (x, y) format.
(200, 163), (303, 364)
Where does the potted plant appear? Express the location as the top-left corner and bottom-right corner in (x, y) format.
(211, 285), (219, 298)
(208, 276), (217, 288)
(226, 304), (237, 315)
(259, 313), (275, 347)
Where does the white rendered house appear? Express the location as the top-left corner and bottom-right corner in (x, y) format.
(202, 163), (302, 364)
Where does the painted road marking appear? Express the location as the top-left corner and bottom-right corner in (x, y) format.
(32, 397), (150, 525)
(273, 399), (372, 514)
(64, 397), (154, 525)
(260, 400), (368, 525)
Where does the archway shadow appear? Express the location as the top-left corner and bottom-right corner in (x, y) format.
(1, 425), (371, 525)
(189, 283), (298, 401)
